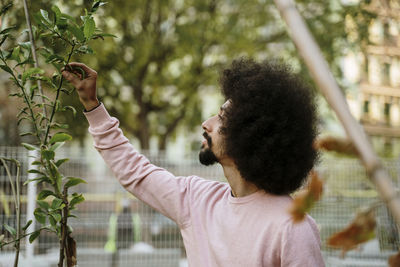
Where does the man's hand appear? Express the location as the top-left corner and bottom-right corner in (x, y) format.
(62, 62), (99, 111)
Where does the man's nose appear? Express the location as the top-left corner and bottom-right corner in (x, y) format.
(202, 118), (211, 132)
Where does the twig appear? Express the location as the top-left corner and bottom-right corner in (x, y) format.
(22, 0), (48, 120)
(0, 55), (42, 143)
(14, 160), (21, 267)
(0, 227), (52, 248)
(44, 43), (76, 145)
(0, 158), (22, 267)
(58, 186), (69, 267)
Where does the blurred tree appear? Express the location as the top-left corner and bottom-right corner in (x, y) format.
(78, 0), (282, 150)
(0, 0), (375, 149)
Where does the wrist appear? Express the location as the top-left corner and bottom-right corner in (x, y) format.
(83, 99), (100, 111)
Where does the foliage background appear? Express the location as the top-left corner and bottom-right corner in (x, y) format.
(0, 0), (374, 151)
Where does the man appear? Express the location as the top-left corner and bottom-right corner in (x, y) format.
(62, 58), (325, 266)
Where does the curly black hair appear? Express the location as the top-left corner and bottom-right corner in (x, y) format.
(220, 58), (318, 195)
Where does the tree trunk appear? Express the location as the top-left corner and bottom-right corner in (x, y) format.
(138, 110), (150, 150)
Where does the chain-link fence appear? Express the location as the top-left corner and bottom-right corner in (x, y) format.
(0, 146), (399, 267)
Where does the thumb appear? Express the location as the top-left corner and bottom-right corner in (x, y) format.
(62, 70), (81, 88)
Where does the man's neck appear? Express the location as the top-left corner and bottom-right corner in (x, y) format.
(221, 160), (259, 197)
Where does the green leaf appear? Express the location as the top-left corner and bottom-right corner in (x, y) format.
(84, 17), (95, 39)
(50, 212), (62, 222)
(34, 208), (46, 224)
(76, 45), (94, 54)
(69, 194), (84, 208)
(49, 132), (72, 144)
(9, 92), (23, 97)
(10, 46), (20, 62)
(40, 9), (51, 25)
(18, 41), (32, 50)
(22, 143), (39, 151)
(22, 68), (45, 83)
(24, 176), (51, 185)
(91, 1), (107, 13)
(45, 54), (65, 64)
(19, 132), (35, 137)
(51, 123), (69, 130)
(0, 25), (16, 35)
(64, 177), (86, 189)
(55, 158), (69, 167)
(51, 198), (63, 209)
(0, 34), (9, 46)
(67, 24), (85, 42)
(41, 149), (55, 160)
(27, 169), (46, 176)
(4, 224), (16, 237)
(60, 13), (75, 21)
(64, 106), (77, 117)
(37, 190), (55, 200)
(92, 32), (117, 39)
(51, 6), (62, 23)
(50, 142), (65, 152)
(37, 200), (50, 210)
(48, 215), (56, 226)
(29, 230), (40, 243)
(0, 65), (13, 75)
(22, 220), (33, 231)
(56, 175), (62, 192)
(0, 3), (13, 17)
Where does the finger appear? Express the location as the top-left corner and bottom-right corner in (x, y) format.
(67, 62), (97, 77)
(62, 70), (81, 88)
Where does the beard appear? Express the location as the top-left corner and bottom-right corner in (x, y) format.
(199, 147), (218, 166)
(199, 132), (218, 166)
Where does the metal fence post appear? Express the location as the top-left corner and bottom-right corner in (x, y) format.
(25, 150), (38, 260)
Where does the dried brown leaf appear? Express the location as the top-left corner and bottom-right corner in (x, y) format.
(314, 136), (359, 156)
(389, 250), (400, 267)
(327, 208), (376, 256)
(289, 171), (323, 223)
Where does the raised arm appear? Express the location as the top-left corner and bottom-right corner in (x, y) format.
(62, 63), (191, 228)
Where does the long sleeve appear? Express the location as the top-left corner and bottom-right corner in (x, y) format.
(84, 103), (191, 228)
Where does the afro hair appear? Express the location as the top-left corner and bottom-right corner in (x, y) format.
(219, 58), (318, 195)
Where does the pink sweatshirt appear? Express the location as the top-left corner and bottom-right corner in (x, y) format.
(85, 104), (325, 267)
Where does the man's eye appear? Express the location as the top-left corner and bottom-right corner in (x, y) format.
(218, 115), (223, 121)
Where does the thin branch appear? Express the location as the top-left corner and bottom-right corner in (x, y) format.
(14, 161), (21, 267)
(0, 55), (42, 143)
(58, 186), (69, 267)
(0, 158), (22, 267)
(0, 227), (53, 248)
(22, 0), (48, 120)
(0, 158), (18, 206)
(44, 43), (76, 145)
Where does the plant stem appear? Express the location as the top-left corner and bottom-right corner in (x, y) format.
(44, 43), (75, 145)
(0, 158), (22, 267)
(0, 56), (42, 143)
(0, 227), (51, 248)
(58, 186), (69, 267)
(14, 161), (21, 267)
(22, 0), (48, 121)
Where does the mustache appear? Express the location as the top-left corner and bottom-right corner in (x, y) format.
(202, 132), (212, 147)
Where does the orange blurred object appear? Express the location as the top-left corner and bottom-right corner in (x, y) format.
(289, 171), (323, 223)
(314, 136), (359, 156)
(327, 208), (376, 257)
(389, 250), (400, 267)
